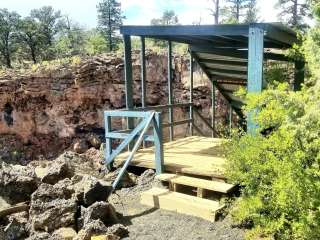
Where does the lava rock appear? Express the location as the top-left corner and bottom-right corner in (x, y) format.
(3, 217), (28, 240)
(137, 169), (155, 186)
(107, 224), (129, 238)
(51, 227), (77, 240)
(28, 179), (77, 233)
(87, 134), (102, 149)
(0, 162), (38, 204)
(25, 232), (51, 240)
(104, 168), (136, 188)
(74, 219), (108, 240)
(81, 202), (118, 227)
(73, 139), (89, 154)
(73, 175), (112, 206)
(41, 159), (74, 185)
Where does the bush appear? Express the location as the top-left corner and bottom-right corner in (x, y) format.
(225, 82), (320, 239)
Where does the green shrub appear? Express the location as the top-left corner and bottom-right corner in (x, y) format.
(225, 82), (320, 239)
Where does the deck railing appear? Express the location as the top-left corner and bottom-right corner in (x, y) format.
(103, 103), (218, 185)
(104, 110), (164, 176)
(127, 102), (218, 139)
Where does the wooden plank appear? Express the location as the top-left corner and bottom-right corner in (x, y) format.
(115, 136), (228, 178)
(156, 173), (235, 194)
(140, 187), (222, 222)
(197, 188), (207, 198)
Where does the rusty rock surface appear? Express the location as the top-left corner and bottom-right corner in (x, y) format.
(0, 52), (229, 163)
(0, 162), (38, 204)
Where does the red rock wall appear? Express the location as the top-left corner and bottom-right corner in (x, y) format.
(0, 52), (229, 163)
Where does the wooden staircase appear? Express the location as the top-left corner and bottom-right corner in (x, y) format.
(141, 173), (236, 222)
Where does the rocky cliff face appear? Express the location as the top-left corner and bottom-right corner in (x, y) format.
(0, 51), (229, 163)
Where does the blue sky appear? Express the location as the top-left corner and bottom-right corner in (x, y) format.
(0, 0), (280, 28)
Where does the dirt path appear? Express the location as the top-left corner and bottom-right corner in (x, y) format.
(109, 183), (245, 240)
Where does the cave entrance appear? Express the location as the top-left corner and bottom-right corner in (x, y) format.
(4, 103), (14, 126)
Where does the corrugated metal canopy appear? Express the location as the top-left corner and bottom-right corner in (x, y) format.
(120, 23), (298, 117)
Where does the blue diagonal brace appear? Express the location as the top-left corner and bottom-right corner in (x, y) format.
(105, 116), (151, 165)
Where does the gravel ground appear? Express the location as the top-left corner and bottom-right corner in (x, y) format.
(109, 175), (245, 240)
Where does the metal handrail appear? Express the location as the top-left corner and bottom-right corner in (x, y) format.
(193, 108), (219, 137)
(111, 112), (155, 190)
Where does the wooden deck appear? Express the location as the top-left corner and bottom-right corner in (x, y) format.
(115, 136), (227, 179)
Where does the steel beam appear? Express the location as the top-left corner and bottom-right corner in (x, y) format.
(168, 41), (174, 141)
(141, 37), (147, 107)
(120, 24), (249, 37)
(124, 35), (134, 149)
(189, 53), (194, 136)
(211, 82), (216, 138)
(247, 25), (264, 133)
(104, 115), (112, 164)
(191, 46), (292, 62)
(154, 112), (164, 174)
(264, 24), (298, 46)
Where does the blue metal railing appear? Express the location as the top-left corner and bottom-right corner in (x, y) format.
(104, 110), (164, 182)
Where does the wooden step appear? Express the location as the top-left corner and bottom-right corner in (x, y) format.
(140, 187), (224, 222)
(156, 173), (235, 194)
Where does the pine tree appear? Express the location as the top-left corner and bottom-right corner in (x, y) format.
(151, 10), (179, 25)
(209, 0), (220, 24)
(18, 17), (44, 63)
(277, 0), (312, 29)
(97, 0), (124, 52)
(221, 0), (252, 23)
(0, 9), (20, 68)
(244, 0), (259, 23)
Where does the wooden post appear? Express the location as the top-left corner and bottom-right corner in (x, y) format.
(211, 82), (216, 138)
(189, 53), (194, 136)
(141, 37), (147, 107)
(154, 112), (164, 174)
(247, 24), (264, 134)
(294, 61), (305, 91)
(168, 41), (174, 141)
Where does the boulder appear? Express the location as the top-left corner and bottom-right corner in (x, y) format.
(3, 217), (28, 240)
(80, 202), (118, 228)
(137, 169), (155, 186)
(51, 227), (77, 240)
(73, 175), (112, 206)
(74, 219), (108, 240)
(25, 232), (51, 240)
(73, 139), (89, 154)
(28, 179), (77, 233)
(107, 224), (129, 238)
(104, 168), (136, 188)
(87, 134), (102, 149)
(0, 162), (38, 204)
(41, 159), (74, 184)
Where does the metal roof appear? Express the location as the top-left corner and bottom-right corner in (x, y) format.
(120, 23), (298, 112)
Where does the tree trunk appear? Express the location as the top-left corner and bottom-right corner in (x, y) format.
(215, 0), (220, 24)
(236, 0), (240, 22)
(108, 5), (112, 52)
(5, 53), (12, 68)
(292, 0), (298, 27)
(31, 47), (37, 64)
(4, 39), (11, 68)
